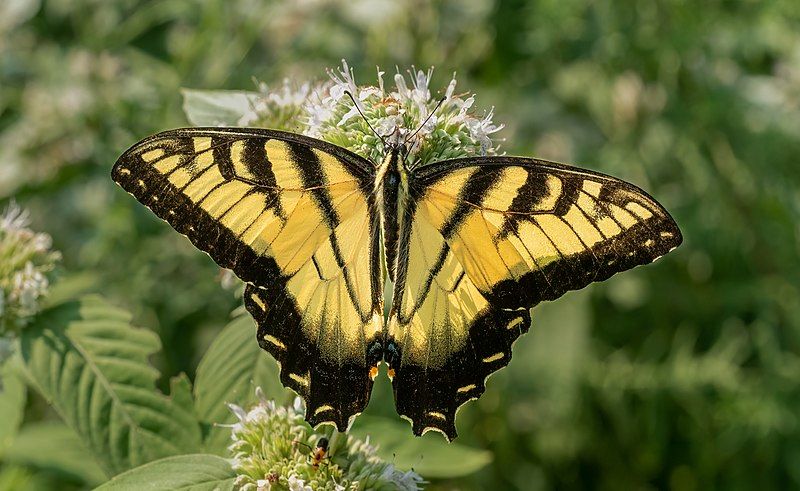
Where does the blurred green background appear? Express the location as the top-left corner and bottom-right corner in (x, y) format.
(2, 0), (800, 489)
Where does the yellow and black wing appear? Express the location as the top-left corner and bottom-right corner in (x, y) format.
(388, 156), (682, 439)
(112, 128), (384, 430)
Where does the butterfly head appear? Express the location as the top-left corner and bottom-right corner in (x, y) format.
(383, 132), (411, 161)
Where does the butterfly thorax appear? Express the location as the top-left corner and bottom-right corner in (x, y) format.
(375, 147), (407, 282)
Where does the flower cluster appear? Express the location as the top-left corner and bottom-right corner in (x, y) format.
(0, 202), (61, 346)
(228, 388), (424, 491)
(304, 60), (504, 167)
(182, 60), (505, 167)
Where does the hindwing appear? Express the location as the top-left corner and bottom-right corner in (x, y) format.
(112, 128), (384, 430)
(388, 156), (682, 439)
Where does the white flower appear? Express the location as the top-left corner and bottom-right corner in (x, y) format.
(233, 79), (315, 130)
(0, 202), (60, 339)
(327, 59), (366, 126)
(287, 474), (312, 491)
(12, 261), (48, 314)
(394, 73), (410, 100)
(444, 75), (457, 100)
(228, 402), (248, 421)
(454, 95), (475, 120)
(292, 396), (304, 414)
(0, 202), (29, 232)
(304, 83), (336, 138)
(408, 67), (433, 110)
(465, 107), (505, 153)
(269, 79), (311, 107)
(328, 59), (359, 102)
(376, 67), (386, 95)
(375, 116), (401, 137)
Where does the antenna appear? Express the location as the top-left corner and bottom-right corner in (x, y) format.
(405, 96), (446, 144)
(344, 90), (386, 147)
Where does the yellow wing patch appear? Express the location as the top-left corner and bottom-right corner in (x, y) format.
(417, 164), (681, 299)
(390, 210), (488, 368)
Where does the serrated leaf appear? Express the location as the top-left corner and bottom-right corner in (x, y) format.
(19, 296), (203, 476)
(170, 373), (196, 416)
(194, 313), (291, 454)
(0, 360), (26, 454)
(4, 421), (106, 485)
(181, 88), (260, 126)
(351, 415), (492, 479)
(95, 454), (236, 491)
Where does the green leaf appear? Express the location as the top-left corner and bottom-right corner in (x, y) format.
(0, 360), (26, 454)
(181, 88), (259, 126)
(0, 465), (48, 491)
(19, 295), (203, 476)
(42, 271), (102, 309)
(169, 373), (196, 417)
(4, 421), (106, 485)
(351, 415), (492, 479)
(95, 454), (236, 491)
(194, 313), (291, 454)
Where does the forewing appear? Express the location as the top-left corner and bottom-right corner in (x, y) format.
(388, 156), (682, 439)
(112, 128), (384, 430)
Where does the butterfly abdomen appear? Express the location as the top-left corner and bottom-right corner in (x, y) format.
(377, 149), (403, 281)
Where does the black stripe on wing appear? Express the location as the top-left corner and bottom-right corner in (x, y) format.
(111, 128), (376, 286)
(113, 142), (284, 286)
(387, 155), (682, 439)
(413, 155), (683, 307)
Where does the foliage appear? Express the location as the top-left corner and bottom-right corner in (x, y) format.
(6, 290), (480, 488)
(19, 296), (202, 476)
(193, 312), (292, 455)
(1, 0), (799, 489)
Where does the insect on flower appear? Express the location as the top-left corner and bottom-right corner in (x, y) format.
(293, 437), (330, 470)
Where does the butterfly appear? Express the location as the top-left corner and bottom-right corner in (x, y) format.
(112, 122), (681, 440)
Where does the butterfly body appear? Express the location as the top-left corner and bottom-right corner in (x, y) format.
(375, 147), (405, 282)
(113, 127), (681, 440)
